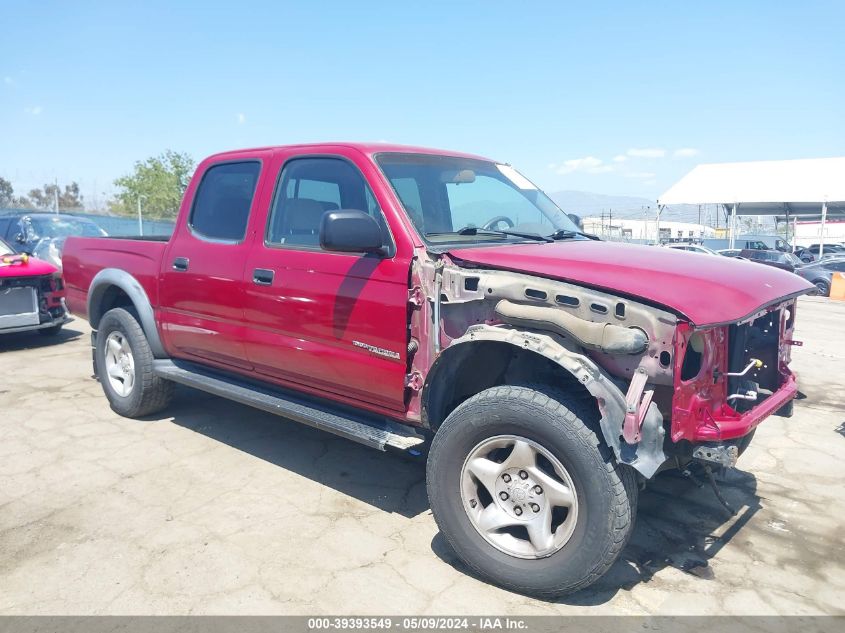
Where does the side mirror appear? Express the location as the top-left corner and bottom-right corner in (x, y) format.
(320, 210), (384, 254)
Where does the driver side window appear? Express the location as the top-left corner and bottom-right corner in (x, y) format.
(445, 175), (546, 231)
(266, 157), (393, 252)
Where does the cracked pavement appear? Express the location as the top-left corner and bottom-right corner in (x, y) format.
(0, 297), (843, 615)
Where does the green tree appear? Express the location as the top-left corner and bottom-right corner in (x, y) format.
(0, 177), (13, 208)
(26, 182), (84, 210)
(110, 150), (194, 220)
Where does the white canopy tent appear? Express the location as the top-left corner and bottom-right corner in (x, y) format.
(657, 157), (845, 254)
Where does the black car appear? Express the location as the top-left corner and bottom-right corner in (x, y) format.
(739, 249), (804, 273)
(795, 256), (845, 296)
(0, 212), (107, 267)
(795, 243), (845, 263)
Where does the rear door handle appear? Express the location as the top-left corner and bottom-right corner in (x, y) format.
(172, 257), (189, 271)
(253, 268), (274, 285)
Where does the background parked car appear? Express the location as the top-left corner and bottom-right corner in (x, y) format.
(795, 243), (845, 263)
(0, 212), (107, 268)
(795, 256), (845, 296)
(665, 243), (720, 255)
(739, 249), (804, 273)
(703, 235), (790, 252)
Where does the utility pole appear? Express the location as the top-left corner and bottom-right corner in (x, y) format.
(53, 178), (59, 214)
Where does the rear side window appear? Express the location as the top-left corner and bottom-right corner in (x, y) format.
(190, 161), (261, 242)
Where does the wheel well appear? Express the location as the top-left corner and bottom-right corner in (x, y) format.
(422, 341), (597, 431)
(91, 285), (135, 329)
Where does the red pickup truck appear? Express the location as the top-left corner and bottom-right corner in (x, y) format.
(63, 143), (812, 597)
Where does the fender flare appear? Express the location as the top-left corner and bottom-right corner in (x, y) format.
(87, 268), (167, 358)
(423, 324), (666, 478)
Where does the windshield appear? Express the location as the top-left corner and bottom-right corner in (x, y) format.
(29, 216), (106, 240)
(376, 153), (581, 245)
(0, 238), (13, 256)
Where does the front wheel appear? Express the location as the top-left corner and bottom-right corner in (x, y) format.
(426, 385), (637, 598)
(95, 307), (174, 418)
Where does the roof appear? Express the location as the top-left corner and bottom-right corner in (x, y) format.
(658, 157), (845, 216)
(0, 209), (95, 219)
(208, 142), (494, 163)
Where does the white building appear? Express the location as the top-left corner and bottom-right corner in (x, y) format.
(791, 219), (845, 247)
(582, 217), (717, 243)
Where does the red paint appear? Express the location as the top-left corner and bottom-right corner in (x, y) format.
(449, 240), (813, 326)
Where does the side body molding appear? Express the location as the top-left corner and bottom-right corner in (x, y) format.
(87, 268), (167, 358)
(428, 325), (666, 478)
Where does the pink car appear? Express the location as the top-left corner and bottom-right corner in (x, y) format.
(0, 237), (69, 336)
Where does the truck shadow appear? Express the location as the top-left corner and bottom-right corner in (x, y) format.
(161, 386), (768, 602)
(0, 325), (83, 351)
(162, 386), (429, 519)
(432, 466), (765, 605)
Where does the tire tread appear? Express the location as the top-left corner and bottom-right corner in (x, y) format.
(427, 384), (637, 597)
(97, 308), (174, 417)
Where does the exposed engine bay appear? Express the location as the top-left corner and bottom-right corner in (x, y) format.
(407, 251), (799, 480)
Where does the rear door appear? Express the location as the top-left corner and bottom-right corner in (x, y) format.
(158, 157), (266, 369)
(241, 150), (412, 412)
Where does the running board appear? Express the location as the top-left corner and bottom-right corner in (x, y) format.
(152, 360), (426, 452)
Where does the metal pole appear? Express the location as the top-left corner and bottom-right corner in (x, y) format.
(137, 195), (146, 236)
(785, 209), (791, 251)
(656, 205), (662, 244)
(819, 201), (828, 258)
(729, 204), (737, 249)
(54, 178), (59, 214)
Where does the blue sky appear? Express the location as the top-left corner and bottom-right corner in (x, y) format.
(1, 0), (843, 206)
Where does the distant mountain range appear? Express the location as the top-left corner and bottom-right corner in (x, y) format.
(548, 190), (737, 226)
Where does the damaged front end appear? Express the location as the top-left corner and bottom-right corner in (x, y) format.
(668, 301), (800, 464)
(412, 252), (803, 481)
(0, 271), (69, 334)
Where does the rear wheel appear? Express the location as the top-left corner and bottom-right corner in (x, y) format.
(426, 385), (637, 597)
(95, 307), (174, 417)
(813, 280), (831, 297)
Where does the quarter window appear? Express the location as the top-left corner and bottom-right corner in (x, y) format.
(190, 161), (261, 242)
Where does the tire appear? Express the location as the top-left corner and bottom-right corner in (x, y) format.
(813, 280), (830, 297)
(426, 385), (637, 598)
(37, 323), (63, 336)
(95, 307), (174, 418)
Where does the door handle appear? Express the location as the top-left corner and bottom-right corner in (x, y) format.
(172, 257), (189, 271)
(253, 268), (275, 285)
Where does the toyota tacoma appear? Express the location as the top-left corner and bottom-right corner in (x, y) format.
(62, 143), (812, 597)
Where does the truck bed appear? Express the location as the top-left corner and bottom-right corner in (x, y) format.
(63, 236), (167, 319)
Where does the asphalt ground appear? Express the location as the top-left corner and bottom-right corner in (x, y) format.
(1, 296), (843, 615)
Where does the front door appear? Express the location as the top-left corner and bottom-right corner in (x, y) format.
(241, 153), (410, 412)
